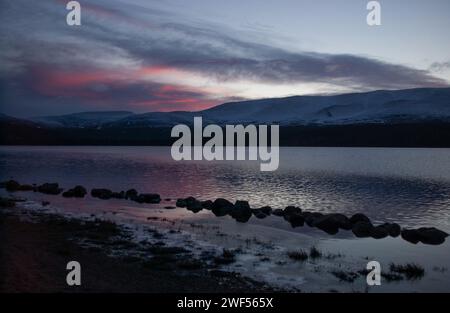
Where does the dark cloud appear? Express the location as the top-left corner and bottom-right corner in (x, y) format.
(0, 0), (447, 117)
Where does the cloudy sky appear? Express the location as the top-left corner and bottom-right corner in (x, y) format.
(1, 0), (449, 117)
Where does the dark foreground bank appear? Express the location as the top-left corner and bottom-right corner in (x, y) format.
(0, 205), (273, 293)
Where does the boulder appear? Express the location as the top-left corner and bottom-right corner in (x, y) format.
(416, 227), (448, 245)
(284, 206), (302, 216)
(18, 184), (34, 191)
(287, 213), (304, 228)
(176, 198), (187, 207)
(211, 198), (234, 217)
(379, 223), (401, 237)
(312, 214), (340, 235)
(136, 193), (161, 204)
(401, 229), (421, 244)
(4, 180), (20, 191)
(91, 188), (113, 199)
(111, 191), (125, 199)
(62, 185), (87, 198)
(234, 200), (250, 210)
(231, 201), (252, 223)
(272, 209), (284, 217)
(38, 183), (63, 195)
(303, 212), (324, 227)
(350, 213), (371, 225)
(352, 221), (374, 238)
(252, 209), (268, 219)
(259, 206), (272, 215)
(231, 209), (252, 223)
(370, 225), (389, 239)
(201, 200), (213, 210)
(125, 189), (138, 199)
(186, 199), (203, 213)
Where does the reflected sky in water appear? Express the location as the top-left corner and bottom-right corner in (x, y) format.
(1, 146), (450, 231)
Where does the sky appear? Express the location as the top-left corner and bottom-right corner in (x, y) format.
(0, 0), (449, 117)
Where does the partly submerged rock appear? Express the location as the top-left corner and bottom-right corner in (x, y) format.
(201, 200), (213, 210)
(272, 209), (284, 217)
(352, 221), (374, 238)
(416, 227), (448, 245)
(135, 193), (161, 204)
(370, 225), (389, 239)
(62, 185), (87, 198)
(211, 198), (234, 217)
(303, 212), (324, 227)
(401, 229), (421, 244)
(38, 183), (63, 195)
(403, 227), (449, 245)
(91, 188), (113, 199)
(350, 213), (371, 225)
(125, 189), (138, 199)
(231, 201), (252, 223)
(379, 223), (401, 237)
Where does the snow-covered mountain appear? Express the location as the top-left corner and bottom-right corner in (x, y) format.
(32, 111), (134, 128)
(27, 88), (450, 128)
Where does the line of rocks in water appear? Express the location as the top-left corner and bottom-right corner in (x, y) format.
(1, 180), (448, 245)
(176, 197), (448, 245)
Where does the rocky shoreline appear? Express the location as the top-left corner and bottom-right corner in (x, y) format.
(0, 201), (276, 293)
(1, 179), (448, 246)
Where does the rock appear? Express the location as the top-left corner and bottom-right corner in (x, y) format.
(313, 215), (338, 235)
(401, 229), (421, 244)
(4, 180), (20, 191)
(416, 227), (448, 245)
(352, 221), (374, 238)
(350, 213), (371, 225)
(62, 185), (87, 198)
(370, 225), (389, 239)
(125, 189), (138, 199)
(287, 213), (304, 228)
(252, 209), (268, 219)
(186, 199), (203, 213)
(231, 209), (252, 223)
(136, 193), (161, 204)
(284, 206), (302, 216)
(38, 183), (63, 195)
(18, 184), (34, 191)
(272, 209), (284, 217)
(111, 191), (125, 199)
(211, 198), (234, 217)
(312, 214), (351, 234)
(379, 223), (401, 237)
(231, 201), (252, 223)
(234, 200), (250, 210)
(303, 212), (324, 227)
(201, 200), (213, 210)
(176, 197), (200, 211)
(259, 206), (272, 215)
(91, 188), (113, 199)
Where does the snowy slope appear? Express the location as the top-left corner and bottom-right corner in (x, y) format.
(27, 88), (450, 128)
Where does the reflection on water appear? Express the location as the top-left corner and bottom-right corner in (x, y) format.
(2, 146), (450, 291)
(1, 146), (450, 231)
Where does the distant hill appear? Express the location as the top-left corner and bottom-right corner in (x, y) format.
(1, 88), (450, 146)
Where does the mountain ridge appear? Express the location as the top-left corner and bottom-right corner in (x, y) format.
(21, 87), (449, 129)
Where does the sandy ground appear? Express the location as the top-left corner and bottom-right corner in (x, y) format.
(0, 206), (274, 293)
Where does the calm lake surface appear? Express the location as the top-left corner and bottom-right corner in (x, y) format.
(1, 146), (450, 292)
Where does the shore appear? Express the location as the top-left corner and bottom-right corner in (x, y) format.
(0, 204), (274, 293)
(1, 190), (450, 292)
